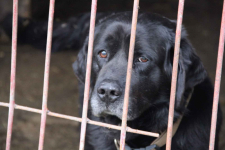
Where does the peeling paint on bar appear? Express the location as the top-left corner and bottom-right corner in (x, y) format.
(38, 0), (55, 150)
(79, 0), (98, 150)
(209, 0), (225, 150)
(166, 0), (185, 150)
(119, 0), (140, 150)
(5, 0), (18, 150)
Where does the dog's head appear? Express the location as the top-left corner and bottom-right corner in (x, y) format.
(73, 12), (207, 123)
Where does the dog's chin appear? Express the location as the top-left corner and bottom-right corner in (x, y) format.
(99, 113), (122, 126)
(90, 97), (141, 121)
(93, 110), (139, 125)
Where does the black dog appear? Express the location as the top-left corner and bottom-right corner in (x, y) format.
(73, 12), (222, 150)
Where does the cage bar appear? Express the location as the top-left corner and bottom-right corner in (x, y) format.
(209, 0), (225, 150)
(79, 0), (98, 150)
(119, 0), (140, 150)
(5, 0), (18, 150)
(0, 102), (159, 137)
(2, 0), (223, 149)
(166, 0), (185, 150)
(38, 0), (55, 150)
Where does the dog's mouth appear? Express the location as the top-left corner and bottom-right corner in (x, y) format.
(99, 113), (122, 126)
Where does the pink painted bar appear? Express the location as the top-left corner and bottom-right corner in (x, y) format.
(166, 0), (185, 150)
(119, 0), (140, 150)
(5, 0), (18, 150)
(79, 0), (98, 150)
(0, 102), (159, 137)
(38, 0), (55, 150)
(209, 1), (225, 150)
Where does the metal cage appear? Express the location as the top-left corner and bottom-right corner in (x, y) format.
(0, 0), (224, 150)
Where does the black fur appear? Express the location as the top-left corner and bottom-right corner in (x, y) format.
(73, 12), (222, 150)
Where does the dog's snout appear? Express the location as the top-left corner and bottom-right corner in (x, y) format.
(97, 80), (122, 103)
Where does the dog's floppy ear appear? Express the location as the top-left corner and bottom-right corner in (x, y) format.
(72, 38), (88, 83)
(164, 28), (207, 109)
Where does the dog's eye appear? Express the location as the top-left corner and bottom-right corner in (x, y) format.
(98, 50), (107, 58)
(138, 56), (149, 62)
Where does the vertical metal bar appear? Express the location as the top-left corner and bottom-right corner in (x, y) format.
(119, 0), (140, 149)
(166, 0), (185, 150)
(209, 1), (225, 150)
(38, 0), (55, 150)
(5, 0), (18, 150)
(79, 0), (97, 150)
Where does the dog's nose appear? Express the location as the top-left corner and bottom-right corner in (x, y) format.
(97, 81), (122, 103)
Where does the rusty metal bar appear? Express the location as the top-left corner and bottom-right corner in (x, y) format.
(209, 1), (225, 150)
(0, 102), (159, 137)
(38, 0), (55, 150)
(5, 0), (18, 149)
(119, 0), (140, 149)
(79, 0), (98, 150)
(166, 0), (185, 150)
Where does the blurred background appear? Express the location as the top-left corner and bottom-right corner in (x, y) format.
(0, 0), (224, 149)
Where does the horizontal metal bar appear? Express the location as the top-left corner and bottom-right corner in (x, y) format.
(0, 102), (159, 138)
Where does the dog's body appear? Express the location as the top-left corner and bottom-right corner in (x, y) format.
(73, 12), (222, 150)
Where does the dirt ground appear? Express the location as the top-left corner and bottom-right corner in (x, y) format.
(0, 44), (80, 149)
(0, 4), (225, 150)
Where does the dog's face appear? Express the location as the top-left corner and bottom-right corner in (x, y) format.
(88, 21), (171, 121)
(73, 12), (207, 124)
